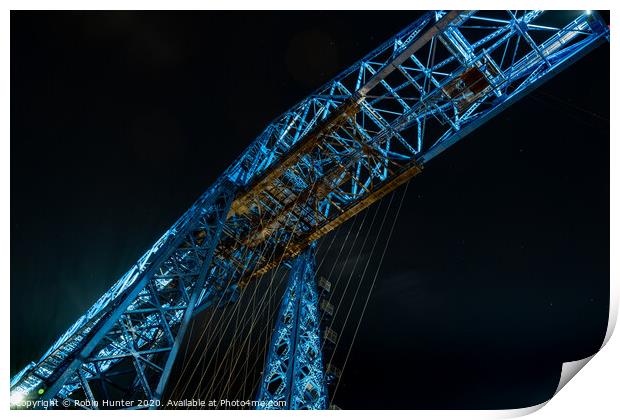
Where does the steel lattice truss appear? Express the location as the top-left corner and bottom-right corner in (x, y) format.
(256, 245), (327, 409)
(11, 10), (608, 409)
(220, 10), (610, 282)
(11, 183), (237, 407)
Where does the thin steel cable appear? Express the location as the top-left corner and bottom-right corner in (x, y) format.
(202, 225), (310, 402)
(320, 200), (380, 344)
(168, 238), (272, 401)
(166, 237), (260, 397)
(534, 90), (609, 122)
(331, 181), (410, 404)
(240, 274), (258, 400)
(325, 193), (394, 367)
(199, 263), (291, 402)
(226, 215), (363, 402)
(193, 179), (319, 401)
(240, 209), (370, 403)
(242, 197), (341, 400)
(192, 264), (280, 398)
(237, 270), (289, 403)
(198, 191), (316, 401)
(176, 242), (280, 402)
(179, 318), (195, 372)
(222, 293), (242, 401)
(217, 273), (274, 404)
(173, 190), (305, 402)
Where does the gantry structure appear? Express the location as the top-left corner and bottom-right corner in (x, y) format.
(11, 10), (609, 409)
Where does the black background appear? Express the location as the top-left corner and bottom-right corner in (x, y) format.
(11, 11), (609, 409)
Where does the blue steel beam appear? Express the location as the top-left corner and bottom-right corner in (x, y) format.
(11, 183), (236, 408)
(256, 245), (327, 410)
(216, 10), (609, 282)
(11, 10), (608, 409)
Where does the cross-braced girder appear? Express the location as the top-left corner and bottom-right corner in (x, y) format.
(215, 10), (609, 285)
(11, 183), (236, 408)
(256, 245), (327, 410)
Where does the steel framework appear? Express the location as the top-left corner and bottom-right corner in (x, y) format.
(11, 10), (608, 409)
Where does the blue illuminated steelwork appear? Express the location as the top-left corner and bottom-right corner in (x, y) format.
(11, 10), (608, 409)
(256, 245), (327, 410)
(11, 183), (237, 407)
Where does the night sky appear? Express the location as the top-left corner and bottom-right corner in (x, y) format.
(11, 11), (609, 409)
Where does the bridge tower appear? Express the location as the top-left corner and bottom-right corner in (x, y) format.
(256, 244), (328, 409)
